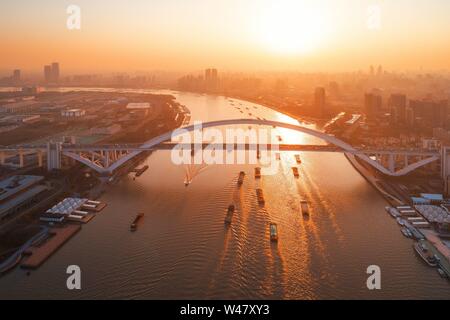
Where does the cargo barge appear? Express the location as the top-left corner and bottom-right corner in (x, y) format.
(300, 200), (309, 216)
(270, 223), (278, 242)
(292, 167), (300, 178)
(225, 205), (235, 224)
(237, 171), (245, 186)
(256, 189), (265, 205)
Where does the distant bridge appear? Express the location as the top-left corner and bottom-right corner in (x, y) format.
(0, 119), (442, 177)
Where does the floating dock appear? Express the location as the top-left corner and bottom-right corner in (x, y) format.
(21, 225), (81, 269)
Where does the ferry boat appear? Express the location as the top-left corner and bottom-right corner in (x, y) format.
(413, 242), (438, 267)
(255, 167), (261, 179)
(295, 155), (302, 164)
(292, 167), (300, 178)
(130, 213), (144, 232)
(256, 189), (265, 204)
(300, 200), (309, 216)
(237, 171), (245, 186)
(225, 205), (235, 224)
(270, 223), (278, 242)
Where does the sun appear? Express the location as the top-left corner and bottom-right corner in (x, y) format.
(256, 1), (327, 54)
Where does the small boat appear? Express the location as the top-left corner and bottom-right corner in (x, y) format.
(270, 223), (278, 242)
(225, 205), (235, 224)
(135, 165), (149, 177)
(295, 155), (302, 164)
(237, 171), (245, 186)
(437, 268), (448, 279)
(256, 188), (265, 205)
(292, 167), (300, 178)
(413, 242), (438, 267)
(396, 217), (406, 226)
(401, 227), (412, 238)
(387, 207), (400, 218)
(255, 167), (261, 179)
(130, 213), (144, 232)
(300, 200), (309, 216)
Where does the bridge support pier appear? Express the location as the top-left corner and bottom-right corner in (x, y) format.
(47, 142), (62, 171)
(388, 154), (395, 173)
(19, 150), (24, 168)
(38, 151), (43, 167)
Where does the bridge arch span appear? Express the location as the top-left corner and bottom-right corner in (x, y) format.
(82, 118), (438, 176)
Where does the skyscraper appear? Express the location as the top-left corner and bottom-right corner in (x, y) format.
(12, 69), (21, 83)
(204, 68), (219, 91)
(43, 63), (60, 83)
(364, 93), (382, 120)
(44, 65), (52, 82)
(314, 87), (326, 118)
(389, 94), (407, 124)
(51, 62), (60, 83)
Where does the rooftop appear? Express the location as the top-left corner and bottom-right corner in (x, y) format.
(0, 175), (44, 203)
(126, 102), (151, 110)
(46, 197), (88, 215)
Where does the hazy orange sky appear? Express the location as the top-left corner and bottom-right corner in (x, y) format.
(1, 0), (450, 74)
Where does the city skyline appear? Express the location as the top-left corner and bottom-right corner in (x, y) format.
(1, 0), (450, 73)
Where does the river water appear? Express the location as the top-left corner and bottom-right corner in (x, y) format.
(0, 89), (448, 299)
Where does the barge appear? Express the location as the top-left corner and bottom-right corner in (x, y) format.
(225, 205), (235, 224)
(256, 189), (265, 205)
(237, 171), (246, 186)
(292, 167), (300, 178)
(270, 223), (278, 242)
(130, 213), (144, 232)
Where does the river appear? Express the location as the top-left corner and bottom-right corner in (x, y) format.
(0, 89), (448, 299)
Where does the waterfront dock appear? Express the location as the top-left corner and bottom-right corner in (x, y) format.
(21, 225), (81, 269)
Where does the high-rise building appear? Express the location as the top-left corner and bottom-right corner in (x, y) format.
(43, 62), (60, 83)
(364, 93), (382, 120)
(409, 99), (448, 128)
(377, 65), (383, 76)
(12, 69), (21, 82)
(389, 94), (407, 124)
(51, 62), (60, 83)
(44, 65), (52, 82)
(204, 68), (219, 91)
(406, 107), (415, 127)
(314, 87), (326, 118)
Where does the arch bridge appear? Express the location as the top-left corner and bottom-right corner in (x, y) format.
(0, 119), (442, 177)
